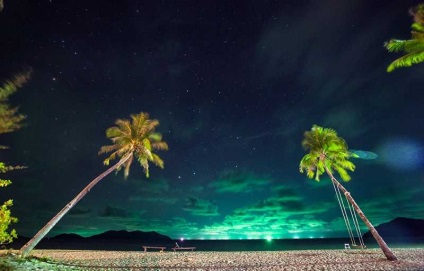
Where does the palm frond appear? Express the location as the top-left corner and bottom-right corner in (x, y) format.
(151, 141), (169, 151)
(141, 145), (153, 161)
(403, 39), (424, 53)
(114, 119), (131, 136)
(386, 50), (424, 72)
(98, 144), (118, 155)
(123, 154), (133, 179)
(300, 153), (322, 181)
(315, 159), (326, 181)
(412, 23), (424, 33)
(149, 132), (162, 142)
(411, 30), (424, 40)
(0, 70), (31, 134)
(142, 138), (152, 151)
(332, 164), (351, 182)
(131, 112), (147, 138)
(146, 119), (159, 133)
(138, 157), (149, 178)
(139, 119), (159, 139)
(384, 40), (407, 53)
(0, 69), (31, 101)
(151, 154), (164, 169)
(105, 126), (128, 142)
(411, 4), (424, 25)
(103, 152), (117, 165)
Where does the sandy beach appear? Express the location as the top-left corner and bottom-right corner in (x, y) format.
(1, 248), (423, 271)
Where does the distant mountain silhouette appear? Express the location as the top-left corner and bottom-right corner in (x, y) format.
(363, 217), (424, 239)
(51, 233), (86, 240)
(10, 230), (173, 250)
(87, 230), (172, 241)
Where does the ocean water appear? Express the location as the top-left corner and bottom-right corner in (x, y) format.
(173, 238), (350, 251)
(21, 237), (423, 251)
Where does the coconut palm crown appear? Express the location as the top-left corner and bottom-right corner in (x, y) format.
(99, 112), (168, 178)
(299, 125), (355, 182)
(385, 3), (424, 72)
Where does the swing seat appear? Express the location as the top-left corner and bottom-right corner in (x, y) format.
(351, 244), (366, 249)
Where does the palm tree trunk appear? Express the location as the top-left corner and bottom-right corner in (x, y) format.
(325, 167), (397, 261)
(19, 153), (132, 258)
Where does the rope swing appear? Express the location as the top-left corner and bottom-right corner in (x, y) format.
(332, 180), (366, 249)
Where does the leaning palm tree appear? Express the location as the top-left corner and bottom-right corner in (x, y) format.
(385, 3), (424, 72)
(299, 125), (397, 261)
(19, 112), (168, 257)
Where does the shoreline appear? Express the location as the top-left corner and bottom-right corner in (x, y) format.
(1, 247), (423, 270)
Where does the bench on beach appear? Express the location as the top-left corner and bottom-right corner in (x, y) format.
(142, 246), (166, 252)
(172, 247), (196, 252)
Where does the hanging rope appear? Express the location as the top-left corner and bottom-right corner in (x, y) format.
(331, 180), (366, 248)
(332, 180), (356, 246)
(347, 200), (365, 248)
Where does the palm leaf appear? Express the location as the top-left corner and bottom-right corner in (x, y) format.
(384, 39), (407, 53)
(123, 154), (133, 179)
(149, 132), (163, 142)
(411, 4), (424, 25)
(151, 141), (169, 151)
(131, 112), (147, 138)
(98, 144), (118, 155)
(412, 30), (424, 40)
(0, 70), (31, 134)
(412, 22), (424, 33)
(403, 40), (424, 53)
(151, 153), (164, 168)
(386, 50), (424, 72)
(138, 157), (149, 178)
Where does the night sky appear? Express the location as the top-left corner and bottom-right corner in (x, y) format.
(0, 0), (423, 241)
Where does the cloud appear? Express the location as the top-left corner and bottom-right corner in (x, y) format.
(128, 178), (178, 204)
(256, 1), (391, 85)
(254, 0), (399, 141)
(197, 186), (337, 238)
(356, 186), (424, 225)
(183, 197), (220, 217)
(129, 217), (200, 239)
(68, 207), (92, 217)
(99, 206), (132, 218)
(210, 170), (272, 193)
